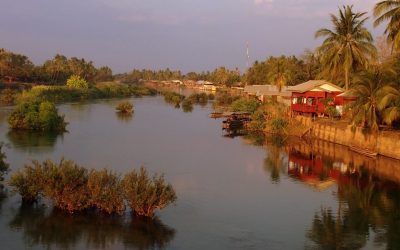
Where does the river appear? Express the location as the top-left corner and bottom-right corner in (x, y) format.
(0, 95), (399, 249)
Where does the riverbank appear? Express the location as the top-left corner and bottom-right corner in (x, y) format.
(295, 116), (400, 160)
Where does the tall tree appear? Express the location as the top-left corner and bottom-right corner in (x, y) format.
(315, 5), (377, 90)
(374, 0), (400, 52)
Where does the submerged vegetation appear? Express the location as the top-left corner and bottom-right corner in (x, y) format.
(116, 101), (134, 114)
(8, 101), (67, 131)
(9, 159), (177, 217)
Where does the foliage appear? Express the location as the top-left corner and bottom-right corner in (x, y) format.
(116, 101), (134, 114)
(161, 91), (185, 107)
(8, 101), (67, 131)
(0, 143), (9, 184)
(245, 55), (310, 86)
(66, 75), (89, 89)
(123, 167), (177, 217)
(249, 108), (266, 130)
(15, 84), (156, 104)
(0, 48), (34, 82)
(9, 159), (176, 217)
(87, 169), (125, 215)
(42, 159), (90, 213)
(374, 0), (400, 51)
(315, 5), (377, 90)
(346, 70), (387, 131)
(213, 91), (240, 107)
(379, 84), (400, 126)
(230, 97), (260, 113)
(9, 161), (45, 203)
(0, 88), (17, 105)
(269, 118), (289, 133)
(321, 96), (339, 119)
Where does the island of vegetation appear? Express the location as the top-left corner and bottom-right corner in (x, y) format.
(116, 101), (134, 114)
(9, 159), (177, 217)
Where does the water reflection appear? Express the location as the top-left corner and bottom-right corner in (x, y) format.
(306, 172), (400, 249)
(263, 143), (287, 184)
(7, 131), (64, 153)
(9, 204), (176, 249)
(116, 112), (134, 122)
(284, 141), (400, 249)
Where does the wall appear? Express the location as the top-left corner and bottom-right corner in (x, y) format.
(295, 116), (400, 160)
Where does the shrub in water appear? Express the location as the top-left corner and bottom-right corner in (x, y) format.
(116, 101), (134, 114)
(87, 169), (125, 215)
(9, 159), (177, 217)
(9, 160), (46, 203)
(8, 101), (67, 131)
(43, 159), (90, 213)
(123, 167), (177, 217)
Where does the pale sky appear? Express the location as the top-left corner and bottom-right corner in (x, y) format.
(0, 0), (383, 73)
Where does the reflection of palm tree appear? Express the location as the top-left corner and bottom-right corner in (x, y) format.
(263, 144), (286, 183)
(9, 204), (176, 249)
(307, 168), (400, 250)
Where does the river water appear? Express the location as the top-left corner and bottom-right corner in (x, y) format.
(0, 95), (399, 250)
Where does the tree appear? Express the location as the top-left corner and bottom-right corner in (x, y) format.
(347, 70), (388, 131)
(379, 84), (400, 125)
(315, 5), (377, 90)
(266, 56), (291, 91)
(374, 0), (400, 52)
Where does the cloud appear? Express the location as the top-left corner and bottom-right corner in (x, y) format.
(254, 0), (273, 5)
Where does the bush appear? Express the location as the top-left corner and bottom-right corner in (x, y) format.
(249, 109), (266, 130)
(161, 91), (184, 107)
(43, 159), (90, 213)
(116, 101), (134, 114)
(87, 169), (125, 214)
(66, 75), (89, 89)
(9, 159), (177, 217)
(214, 92), (240, 107)
(123, 167), (177, 217)
(0, 88), (17, 105)
(269, 118), (289, 133)
(9, 161), (46, 203)
(230, 97), (260, 113)
(8, 101), (67, 131)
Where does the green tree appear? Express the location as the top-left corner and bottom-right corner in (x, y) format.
(374, 0), (400, 52)
(315, 5), (377, 90)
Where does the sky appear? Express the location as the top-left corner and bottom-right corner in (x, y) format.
(0, 0), (383, 73)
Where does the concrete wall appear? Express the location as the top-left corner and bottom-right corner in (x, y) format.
(295, 116), (400, 160)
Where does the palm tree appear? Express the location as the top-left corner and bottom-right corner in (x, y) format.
(374, 1), (400, 52)
(347, 70), (388, 132)
(266, 56), (291, 92)
(315, 5), (377, 90)
(379, 84), (400, 125)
